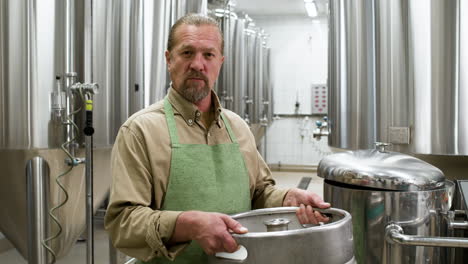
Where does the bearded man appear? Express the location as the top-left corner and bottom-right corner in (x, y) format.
(105, 13), (330, 264)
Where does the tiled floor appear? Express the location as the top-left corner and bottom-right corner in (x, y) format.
(0, 171), (324, 263)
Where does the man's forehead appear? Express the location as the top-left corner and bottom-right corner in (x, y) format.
(179, 43), (217, 51)
(174, 25), (222, 47)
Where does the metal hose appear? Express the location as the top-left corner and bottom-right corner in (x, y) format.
(41, 94), (83, 263)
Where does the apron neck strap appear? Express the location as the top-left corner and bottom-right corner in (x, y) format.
(220, 113), (238, 144)
(164, 98), (180, 145)
(164, 97), (238, 144)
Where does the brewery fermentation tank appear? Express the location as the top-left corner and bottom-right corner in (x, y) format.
(211, 6), (272, 126)
(328, 0), (468, 155)
(0, 0), (111, 259)
(0, 0), (206, 261)
(318, 146), (468, 263)
(208, 207), (356, 264)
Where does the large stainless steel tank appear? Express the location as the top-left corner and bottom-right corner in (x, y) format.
(0, 0), (111, 259)
(244, 21), (258, 124)
(208, 207), (356, 264)
(318, 147), (468, 263)
(328, 0), (468, 155)
(0, 0), (206, 261)
(232, 17), (247, 117)
(213, 7), (237, 111)
(262, 47), (273, 125)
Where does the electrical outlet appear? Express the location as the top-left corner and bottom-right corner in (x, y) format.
(388, 127), (410, 144)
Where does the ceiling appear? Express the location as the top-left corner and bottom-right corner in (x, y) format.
(232, 0), (328, 17)
(234, 0), (306, 16)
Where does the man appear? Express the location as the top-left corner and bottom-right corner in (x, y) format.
(105, 13), (330, 264)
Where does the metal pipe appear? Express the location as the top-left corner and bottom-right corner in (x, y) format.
(26, 157), (50, 264)
(65, 0), (77, 156)
(85, 135), (94, 264)
(84, 93), (95, 264)
(124, 258), (138, 264)
(449, 221), (468, 230)
(386, 224), (468, 248)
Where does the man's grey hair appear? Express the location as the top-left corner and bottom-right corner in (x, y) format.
(167, 13), (224, 55)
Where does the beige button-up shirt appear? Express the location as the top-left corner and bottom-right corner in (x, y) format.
(105, 88), (288, 261)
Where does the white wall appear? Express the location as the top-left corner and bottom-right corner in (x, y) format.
(254, 15), (332, 166)
(265, 117), (332, 166)
(255, 15), (328, 115)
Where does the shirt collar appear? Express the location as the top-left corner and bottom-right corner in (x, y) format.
(167, 87), (223, 127)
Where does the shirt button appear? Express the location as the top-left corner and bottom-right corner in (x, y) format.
(207, 132), (211, 137)
(196, 112), (201, 117)
(188, 119), (193, 125)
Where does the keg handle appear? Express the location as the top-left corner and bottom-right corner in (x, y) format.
(385, 223), (468, 248)
(214, 245), (248, 263)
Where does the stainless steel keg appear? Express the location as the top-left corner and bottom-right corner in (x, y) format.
(208, 207), (356, 264)
(318, 144), (468, 263)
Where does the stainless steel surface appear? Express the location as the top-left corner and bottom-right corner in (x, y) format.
(449, 221), (468, 230)
(124, 258), (138, 264)
(328, 0), (377, 150)
(318, 149), (446, 191)
(92, 0), (145, 144)
(328, 0), (468, 155)
(459, 180), (468, 215)
(449, 185), (468, 263)
(262, 47), (272, 124)
(252, 30), (264, 124)
(145, 0), (170, 106)
(0, 0), (85, 149)
(244, 22), (256, 124)
(26, 157), (50, 264)
(209, 4), (272, 131)
(214, 8), (236, 109)
(386, 223), (468, 248)
(324, 180), (455, 263)
(65, 0), (77, 156)
(447, 210), (468, 230)
(233, 18), (247, 116)
(209, 207), (355, 264)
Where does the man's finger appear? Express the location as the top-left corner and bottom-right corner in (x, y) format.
(308, 194), (331, 209)
(221, 232), (238, 253)
(315, 210), (330, 223)
(296, 204), (308, 224)
(221, 215), (248, 234)
(305, 205), (318, 225)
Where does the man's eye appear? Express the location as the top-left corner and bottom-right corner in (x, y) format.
(205, 53), (215, 58)
(182, 51), (192, 56)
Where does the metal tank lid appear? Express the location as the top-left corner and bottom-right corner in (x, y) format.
(317, 143), (446, 191)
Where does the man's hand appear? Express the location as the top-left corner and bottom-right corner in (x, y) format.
(283, 188), (331, 225)
(170, 211), (248, 255)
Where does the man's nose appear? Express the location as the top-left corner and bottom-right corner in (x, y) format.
(189, 53), (205, 72)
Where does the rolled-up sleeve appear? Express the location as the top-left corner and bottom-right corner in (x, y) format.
(104, 126), (188, 261)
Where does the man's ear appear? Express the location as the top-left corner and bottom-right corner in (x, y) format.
(165, 50), (171, 71)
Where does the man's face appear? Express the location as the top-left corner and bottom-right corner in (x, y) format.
(165, 24), (224, 103)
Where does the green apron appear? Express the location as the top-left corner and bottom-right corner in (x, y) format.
(139, 98), (251, 264)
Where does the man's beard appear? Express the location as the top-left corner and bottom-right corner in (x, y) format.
(180, 71), (211, 103)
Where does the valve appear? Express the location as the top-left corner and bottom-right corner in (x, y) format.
(313, 116), (329, 140)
